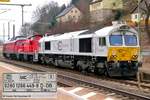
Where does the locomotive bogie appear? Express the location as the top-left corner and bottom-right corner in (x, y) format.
(105, 61), (139, 77)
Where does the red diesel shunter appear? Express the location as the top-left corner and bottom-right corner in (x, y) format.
(22, 34), (42, 62)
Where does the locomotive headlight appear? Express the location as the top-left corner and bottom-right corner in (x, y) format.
(111, 51), (117, 60)
(132, 55), (138, 60)
(111, 55), (117, 58)
(110, 55), (117, 60)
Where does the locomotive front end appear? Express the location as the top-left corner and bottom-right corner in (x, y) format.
(108, 47), (140, 62)
(106, 25), (141, 77)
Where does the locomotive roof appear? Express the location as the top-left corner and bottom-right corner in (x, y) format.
(40, 30), (88, 42)
(39, 24), (138, 42)
(54, 30), (88, 40)
(95, 24), (138, 36)
(27, 34), (42, 39)
(77, 24), (132, 38)
(95, 26), (114, 36)
(4, 36), (26, 44)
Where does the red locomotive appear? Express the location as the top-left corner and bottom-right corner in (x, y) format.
(22, 34), (42, 61)
(3, 34), (42, 62)
(3, 36), (25, 59)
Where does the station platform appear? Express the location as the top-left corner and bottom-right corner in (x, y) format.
(0, 61), (117, 100)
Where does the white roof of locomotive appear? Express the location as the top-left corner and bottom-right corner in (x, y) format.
(40, 30), (88, 42)
(39, 35), (55, 42)
(53, 30), (88, 40)
(95, 26), (114, 36)
(95, 24), (138, 36)
(39, 24), (138, 42)
(44, 35), (55, 41)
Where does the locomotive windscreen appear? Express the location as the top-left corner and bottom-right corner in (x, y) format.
(109, 35), (123, 46)
(109, 34), (137, 46)
(124, 35), (137, 46)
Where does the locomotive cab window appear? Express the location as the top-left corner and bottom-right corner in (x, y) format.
(79, 38), (92, 53)
(109, 35), (122, 46)
(124, 35), (137, 46)
(99, 37), (106, 46)
(45, 41), (51, 50)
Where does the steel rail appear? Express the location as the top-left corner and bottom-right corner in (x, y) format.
(58, 74), (150, 100)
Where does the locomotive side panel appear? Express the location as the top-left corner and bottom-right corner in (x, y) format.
(15, 40), (25, 54)
(94, 36), (108, 57)
(31, 35), (42, 53)
(51, 39), (72, 54)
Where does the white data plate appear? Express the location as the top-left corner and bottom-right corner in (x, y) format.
(2, 72), (57, 98)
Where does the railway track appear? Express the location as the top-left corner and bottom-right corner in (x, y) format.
(58, 74), (150, 100)
(0, 58), (150, 100)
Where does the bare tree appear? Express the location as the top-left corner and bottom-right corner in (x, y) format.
(139, 0), (150, 39)
(31, 1), (60, 35)
(123, 0), (138, 14)
(20, 23), (32, 37)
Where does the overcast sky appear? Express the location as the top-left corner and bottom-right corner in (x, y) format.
(0, 0), (71, 41)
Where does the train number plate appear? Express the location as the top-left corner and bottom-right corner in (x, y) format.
(2, 72), (57, 98)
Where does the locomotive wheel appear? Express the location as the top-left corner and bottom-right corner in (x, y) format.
(105, 70), (112, 77)
(78, 65), (87, 75)
(78, 65), (82, 72)
(74, 66), (79, 71)
(94, 67), (99, 74)
(86, 66), (91, 73)
(54, 60), (59, 67)
(30, 56), (34, 63)
(45, 57), (50, 64)
(94, 67), (105, 75)
(104, 70), (109, 76)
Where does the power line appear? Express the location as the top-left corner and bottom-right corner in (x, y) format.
(0, 3), (31, 6)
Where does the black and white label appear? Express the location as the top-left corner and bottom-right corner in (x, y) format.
(2, 72), (57, 98)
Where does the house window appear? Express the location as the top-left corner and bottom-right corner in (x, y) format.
(135, 14), (138, 19)
(99, 37), (106, 46)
